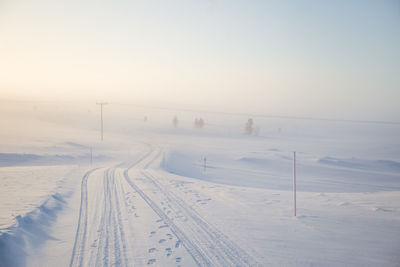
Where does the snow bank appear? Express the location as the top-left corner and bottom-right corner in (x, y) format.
(163, 147), (400, 193)
(318, 156), (400, 172)
(0, 193), (67, 267)
(0, 163), (89, 267)
(163, 149), (294, 191)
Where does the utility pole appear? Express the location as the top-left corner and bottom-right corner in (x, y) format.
(96, 102), (107, 141)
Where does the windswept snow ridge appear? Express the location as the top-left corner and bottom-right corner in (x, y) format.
(318, 156), (400, 172)
(0, 193), (68, 267)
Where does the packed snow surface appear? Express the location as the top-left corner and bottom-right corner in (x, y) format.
(0, 102), (399, 266)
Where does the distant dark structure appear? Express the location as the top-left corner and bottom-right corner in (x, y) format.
(144, 116), (148, 122)
(245, 118), (253, 135)
(194, 118), (205, 128)
(173, 115), (179, 128)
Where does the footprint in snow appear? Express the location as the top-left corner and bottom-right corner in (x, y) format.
(176, 257), (182, 263)
(148, 248), (156, 253)
(159, 239), (166, 244)
(147, 259), (156, 265)
(373, 207), (394, 212)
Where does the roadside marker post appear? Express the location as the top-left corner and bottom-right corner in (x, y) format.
(293, 151), (297, 217)
(96, 102), (108, 141)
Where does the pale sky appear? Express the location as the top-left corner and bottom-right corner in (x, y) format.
(1, 0), (399, 120)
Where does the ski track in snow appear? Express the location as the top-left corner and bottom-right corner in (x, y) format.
(69, 168), (98, 267)
(69, 146), (260, 267)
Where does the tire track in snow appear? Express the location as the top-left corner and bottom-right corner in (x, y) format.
(70, 145), (154, 267)
(92, 167), (129, 267)
(110, 168), (129, 267)
(71, 145), (259, 266)
(123, 168), (213, 266)
(126, 147), (261, 266)
(69, 168), (99, 267)
(70, 167), (130, 267)
(144, 171), (261, 267)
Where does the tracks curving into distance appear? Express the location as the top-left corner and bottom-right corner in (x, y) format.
(70, 145), (260, 267)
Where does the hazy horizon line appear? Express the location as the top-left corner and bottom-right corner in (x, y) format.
(2, 97), (399, 126)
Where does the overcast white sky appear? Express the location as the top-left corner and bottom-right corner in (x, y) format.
(1, 0), (399, 121)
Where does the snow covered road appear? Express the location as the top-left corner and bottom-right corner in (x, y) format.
(69, 146), (259, 267)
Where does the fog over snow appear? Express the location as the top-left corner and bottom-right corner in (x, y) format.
(1, 1), (400, 267)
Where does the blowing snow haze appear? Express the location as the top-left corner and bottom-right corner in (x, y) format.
(1, 1), (400, 267)
(1, 0), (400, 121)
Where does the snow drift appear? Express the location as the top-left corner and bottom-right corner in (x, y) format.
(318, 156), (400, 172)
(0, 193), (68, 267)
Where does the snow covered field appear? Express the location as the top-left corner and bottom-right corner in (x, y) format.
(0, 102), (399, 266)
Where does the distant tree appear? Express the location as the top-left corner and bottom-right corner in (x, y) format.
(245, 118), (253, 135)
(173, 115), (179, 128)
(144, 116), (148, 122)
(194, 118), (205, 128)
(199, 118), (204, 128)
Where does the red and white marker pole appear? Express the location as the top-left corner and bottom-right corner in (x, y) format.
(293, 151), (297, 217)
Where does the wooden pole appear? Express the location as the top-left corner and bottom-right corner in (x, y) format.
(293, 151), (297, 217)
